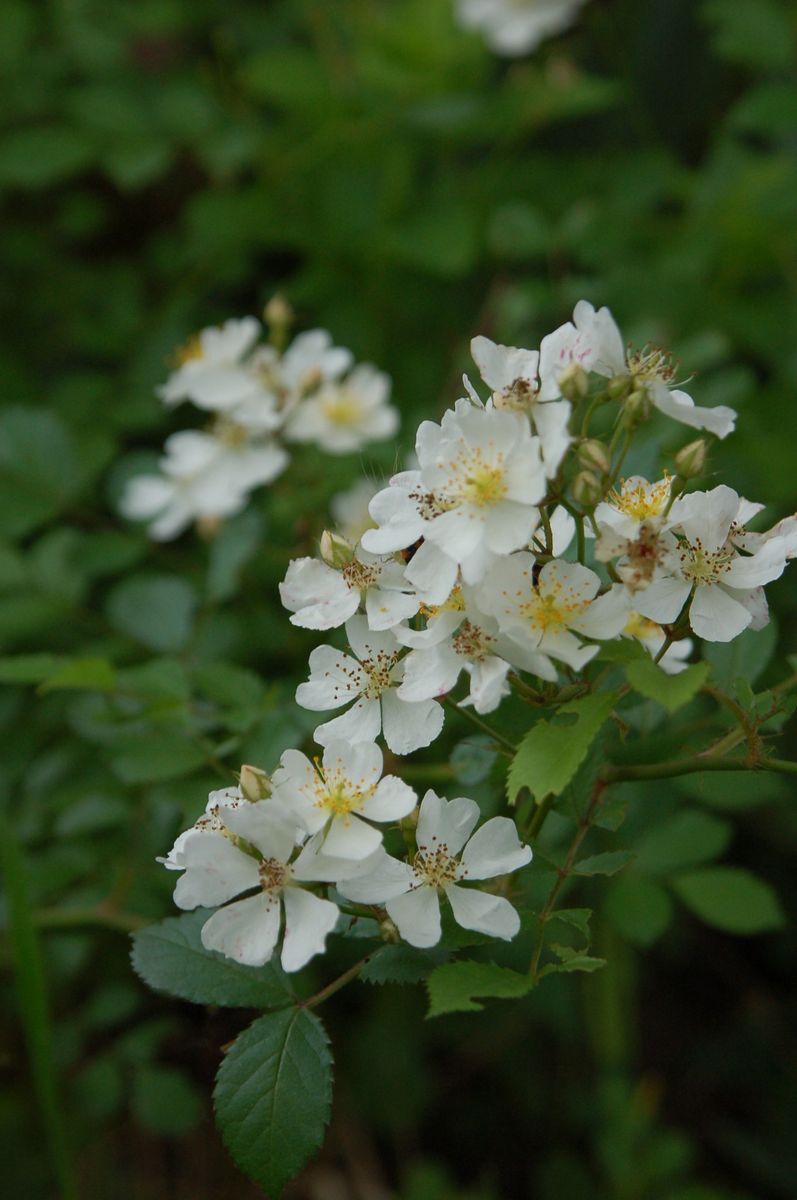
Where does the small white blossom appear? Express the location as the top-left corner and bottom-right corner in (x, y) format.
(470, 335), (572, 477)
(634, 485), (788, 642)
(480, 553), (630, 671)
(593, 474), (678, 593)
(296, 616), (445, 755)
(166, 800), (339, 972)
(456, 0), (589, 57)
(280, 548), (420, 632)
(339, 790), (532, 947)
(540, 301), (737, 438)
(285, 364), (399, 454)
(271, 740), (416, 870)
(120, 428), (288, 540)
(158, 317), (264, 412)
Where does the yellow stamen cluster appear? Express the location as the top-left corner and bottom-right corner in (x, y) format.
(610, 474), (672, 522)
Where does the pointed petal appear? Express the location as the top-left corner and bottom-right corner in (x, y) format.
(200, 892), (281, 966)
(280, 887), (340, 972)
(444, 885), (521, 941)
(458, 817), (532, 880)
(386, 886), (442, 948)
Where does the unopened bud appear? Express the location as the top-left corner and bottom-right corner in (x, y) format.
(239, 764), (271, 802)
(674, 438), (707, 480)
(319, 529), (355, 568)
(607, 374), (633, 401)
(578, 438), (611, 476)
(379, 916), (401, 944)
(624, 386), (652, 420)
(557, 362), (589, 401)
(264, 293), (294, 332)
(572, 469), (604, 509)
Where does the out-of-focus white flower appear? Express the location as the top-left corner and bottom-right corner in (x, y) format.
(480, 554), (629, 671)
(456, 0), (588, 57)
(339, 790), (532, 947)
(296, 616), (444, 755)
(166, 800), (339, 972)
(540, 301), (737, 438)
(280, 548), (420, 632)
(285, 364), (399, 454)
(158, 317), (264, 412)
(120, 428), (288, 540)
(635, 485), (788, 642)
(470, 335), (572, 477)
(271, 740), (416, 870)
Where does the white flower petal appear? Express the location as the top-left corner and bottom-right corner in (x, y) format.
(459, 816), (532, 880)
(361, 775), (418, 822)
(200, 891), (281, 967)
(280, 887), (340, 973)
(312, 696), (382, 747)
(689, 584), (752, 643)
(386, 886), (442, 948)
(296, 646), (365, 710)
(337, 849), (415, 904)
(416, 791), (479, 857)
(380, 689), (445, 755)
(172, 831), (260, 910)
(444, 884), (521, 941)
(322, 813), (383, 860)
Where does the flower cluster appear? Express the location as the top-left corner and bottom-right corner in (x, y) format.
(161, 299), (795, 972)
(455, 0), (590, 57)
(121, 306), (399, 540)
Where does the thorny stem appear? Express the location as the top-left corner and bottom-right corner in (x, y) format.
(528, 779), (608, 980)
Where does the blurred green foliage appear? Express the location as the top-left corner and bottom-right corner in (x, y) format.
(1, 0), (796, 1196)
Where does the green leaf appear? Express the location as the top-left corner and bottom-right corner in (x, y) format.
(671, 867), (785, 934)
(635, 811), (732, 875)
(206, 509), (263, 602)
(39, 657), (116, 693)
(0, 407), (83, 536)
(605, 875), (673, 947)
(573, 850), (634, 877)
(361, 944), (447, 985)
(213, 1008), (333, 1197)
(548, 908), (593, 939)
(0, 654), (63, 684)
(703, 620), (777, 690)
(538, 955), (606, 979)
(625, 659), (709, 713)
(106, 574), (198, 652)
(108, 733), (207, 784)
(506, 691), (618, 805)
(426, 961), (533, 1017)
(131, 911), (294, 1009)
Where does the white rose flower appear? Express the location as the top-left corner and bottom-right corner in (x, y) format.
(479, 553), (630, 671)
(167, 801), (339, 972)
(285, 364), (399, 454)
(634, 485), (788, 642)
(120, 428), (288, 540)
(539, 301), (737, 438)
(271, 739), (416, 870)
(470, 335), (572, 477)
(295, 615), (445, 755)
(456, 0), (589, 57)
(280, 548), (420, 632)
(339, 790), (532, 947)
(593, 474), (679, 593)
(158, 317), (264, 412)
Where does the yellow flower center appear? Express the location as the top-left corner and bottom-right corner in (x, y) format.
(258, 857), (289, 893)
(311, 762), (374, 820)
(519, 581), (587, 632)
(322, 390), (362, 426)
(418, 586), (466, 619)
(413, 846), (458, 888)
(679, 540), (734, 585)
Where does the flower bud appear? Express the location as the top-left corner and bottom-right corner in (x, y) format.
(319, 529), (355, 568)
(624, 386), (652, 420)
(557, 362), (589, 401)
(379, 916), (401, 944)
(239, 764), (271, 802)
(674, 438), (707, 480)
(571, 470), (604, 509)
(607, 374), (633, 401)
(578, 438), (611, 476)
(264, 293), (294, 332)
